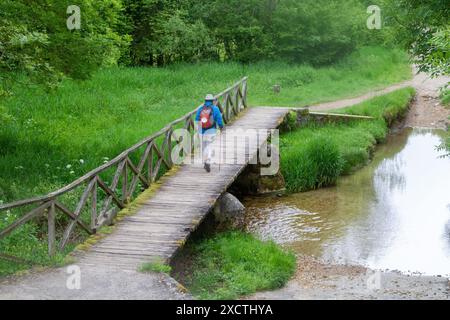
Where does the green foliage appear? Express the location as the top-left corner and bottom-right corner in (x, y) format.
(248, 46), (412, 107)
(281, 87), (416, 192)
(335, 86), (415, 122)
(149, 11), (214, 64)
(383, 0), (450, 76)
(139, 261), (172, 274)
(124, 0), (398, 66)
(188, 0), (276, 63)
(0, 20), (60, 93)
(181, 232), (296, 300)
(124, 0), (215, 65)
(0, 0), (130, 90)
(440, 87), (450, 106)
(282, 136), (344, 192)
(273, 0), (366, 65)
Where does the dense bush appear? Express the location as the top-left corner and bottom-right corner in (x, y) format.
(0, 0), (130, 91)
(382, 0), (450, 76)
(124, 0), (380, 65)
(272, 0), (366, 65)
(0, 0), (413, 80)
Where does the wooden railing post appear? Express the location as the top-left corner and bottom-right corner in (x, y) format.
(91, 178), (97, 231)
(48, 202), (56, 257)
(122, 160), (128, 203)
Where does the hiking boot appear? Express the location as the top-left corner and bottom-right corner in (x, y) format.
(204, 162), (211, 173)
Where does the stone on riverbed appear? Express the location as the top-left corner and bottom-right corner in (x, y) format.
(213, 193), (245, 228)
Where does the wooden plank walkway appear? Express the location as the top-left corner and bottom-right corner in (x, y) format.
(75, 107), (289, 270)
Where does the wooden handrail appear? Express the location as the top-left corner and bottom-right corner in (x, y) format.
(0, 77), (248, 257)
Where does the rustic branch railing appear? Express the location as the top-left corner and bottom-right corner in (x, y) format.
(0, 77), (248, 257)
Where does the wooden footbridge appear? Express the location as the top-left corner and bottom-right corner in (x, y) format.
(0, 77), (290, 270)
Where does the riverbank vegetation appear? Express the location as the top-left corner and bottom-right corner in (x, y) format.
(280, 87), (416, 192)
(173, 231), (296, 300)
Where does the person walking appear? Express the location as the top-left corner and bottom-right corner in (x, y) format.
(195, 94), (224, 173)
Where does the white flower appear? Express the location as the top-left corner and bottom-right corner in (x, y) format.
(70, 170), (75, 175)
(79, 159), (85, 164)
(66, 164), (72, 169)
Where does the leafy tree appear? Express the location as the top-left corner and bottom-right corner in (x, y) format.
(0, 0), (130, 92)
(188, 0), (276, 63)
(149, 11), (214, 64)
(272, 0), (366, 65)
(383, 0), (449, 76)
(0, 20), (60, 95)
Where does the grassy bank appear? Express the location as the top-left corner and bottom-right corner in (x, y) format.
(173, 231), (296, 300)
(0, 46), (410, 276)
(280, 87), (416, 193)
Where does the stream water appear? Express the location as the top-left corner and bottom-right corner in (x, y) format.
(243, 128), (450, 277)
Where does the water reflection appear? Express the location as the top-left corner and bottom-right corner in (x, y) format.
(243, 128), (450, 276)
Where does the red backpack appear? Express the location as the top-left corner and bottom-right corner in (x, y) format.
(200, 106), (215, 129)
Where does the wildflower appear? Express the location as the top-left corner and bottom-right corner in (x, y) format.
(66, 164), (72, 169)
(79, 159), (85, 164)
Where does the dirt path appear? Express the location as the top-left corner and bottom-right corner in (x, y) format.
(403, 68), (450, 129)
(311, 67), (450, 130)
(0, 264), (191, 300)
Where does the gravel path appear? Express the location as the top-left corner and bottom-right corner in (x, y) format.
(0, 263), (191, 300)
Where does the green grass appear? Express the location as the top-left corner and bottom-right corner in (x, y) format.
(139, 260), (172, 274)
(440, 88), (450, 106)
(281, 87), (416, 193)
(0, 45), (411, 276)
(177, 231), (296, 300)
